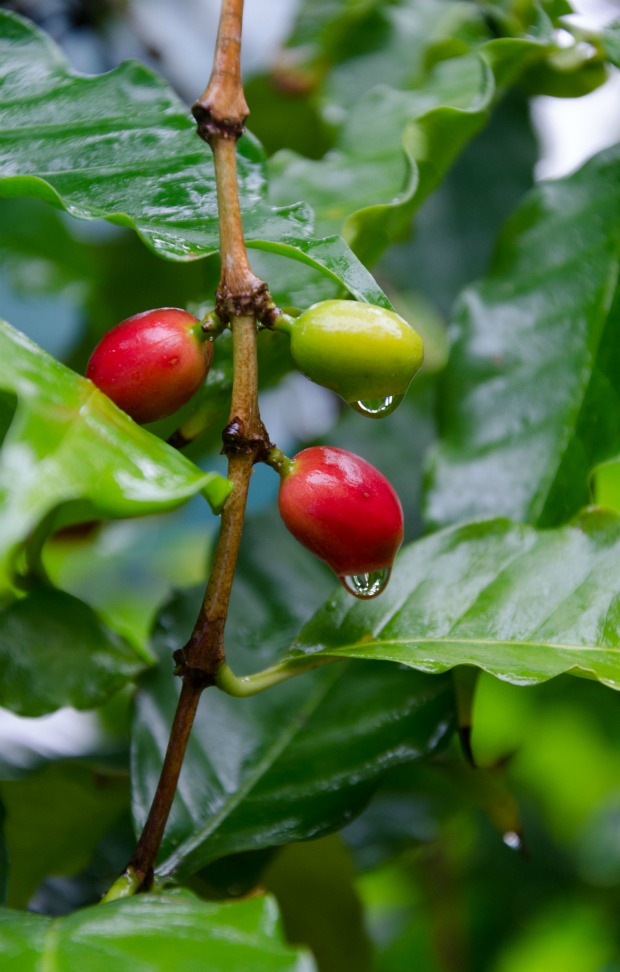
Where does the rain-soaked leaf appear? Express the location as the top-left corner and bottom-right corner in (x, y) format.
(0, 319), (231, 588)
(284, 510), (620, 690)
(425, 145), (620, 530)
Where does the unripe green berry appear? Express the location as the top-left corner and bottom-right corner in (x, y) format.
(276, 300), (423, 416)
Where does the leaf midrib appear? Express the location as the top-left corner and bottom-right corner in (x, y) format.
(310, 635), (620, 655)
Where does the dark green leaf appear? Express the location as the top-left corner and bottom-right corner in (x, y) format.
(0, 890), (315, 971)
(264, 835), (373, 972)
(132, 512), (455, 880)
(0, 318), (230, 588)
(284, 510), (620, 690)
(0, 588), (145, 717)
(425, 145), (620, 530)
(0, 761), (128, 908)
(242, 73), (332, 160)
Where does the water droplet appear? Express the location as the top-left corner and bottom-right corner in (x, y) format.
(351, 395), (403, 418)
(502, 830), (523, 852)
(341, 567), (391, 599)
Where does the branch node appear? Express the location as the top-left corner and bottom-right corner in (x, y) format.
(216, 280), (272, 322)
(192, 99), (246, 143)
(222, 416), (273, 462)
(173, 647), (218, 688)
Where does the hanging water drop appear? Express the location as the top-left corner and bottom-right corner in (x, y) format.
(341, 567), (391, 600)
(351, 394), (403, 418)
(502, 830), (524, 853)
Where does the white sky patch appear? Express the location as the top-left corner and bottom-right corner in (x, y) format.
(532, 0), (620, 180)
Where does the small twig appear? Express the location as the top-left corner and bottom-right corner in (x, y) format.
(104, 679), (203, 898)
(192, 0), (249, 139)
(105, 0), (273, 897)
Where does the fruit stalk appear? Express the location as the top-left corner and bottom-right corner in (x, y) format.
(106, 0), (270, 898)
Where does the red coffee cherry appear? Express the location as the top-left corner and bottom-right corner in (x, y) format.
(86, 308), (213, 424)
(277, 446), (404, 598)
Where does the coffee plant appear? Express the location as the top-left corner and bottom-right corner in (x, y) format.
(1, 1), (620, 968)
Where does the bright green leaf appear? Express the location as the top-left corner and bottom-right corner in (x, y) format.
(285, 510), (620, 690)
(131, 512), (455, 880)
(0, 11), (304, 258)
(425, 144), (620, 530)
(0, 319), (231, 588)
(0, 890), (315, 971)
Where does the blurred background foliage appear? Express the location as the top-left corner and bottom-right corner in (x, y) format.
(1, 1), (620, 970)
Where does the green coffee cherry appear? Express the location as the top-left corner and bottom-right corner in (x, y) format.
(274, 299), (424, 417)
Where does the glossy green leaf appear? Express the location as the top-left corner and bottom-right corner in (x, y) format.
(0, 11), (304, 257)
(0, 318), (230, 588)
(284, 510), (620, 690)
(0, 890), (315, 971)
(132, 512), (455, 880)
(0, 11), (387, 308)
(425, 144), (620, 530)
(0, 587), (145, 717)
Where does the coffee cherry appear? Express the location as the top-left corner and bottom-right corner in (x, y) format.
(86, 308), (213, 424)
(277, 446), (403, 598)
(274, 300), (423, 417)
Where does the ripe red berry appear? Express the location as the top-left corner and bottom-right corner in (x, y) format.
(86, 308), (213, 424)
(277, 446), (404, 598)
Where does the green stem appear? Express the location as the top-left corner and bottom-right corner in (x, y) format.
(101, 867), (142, 903)
(269, 311), (295, 333)
(265, 445), (294, 478)
(215, 655), (341, 698)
